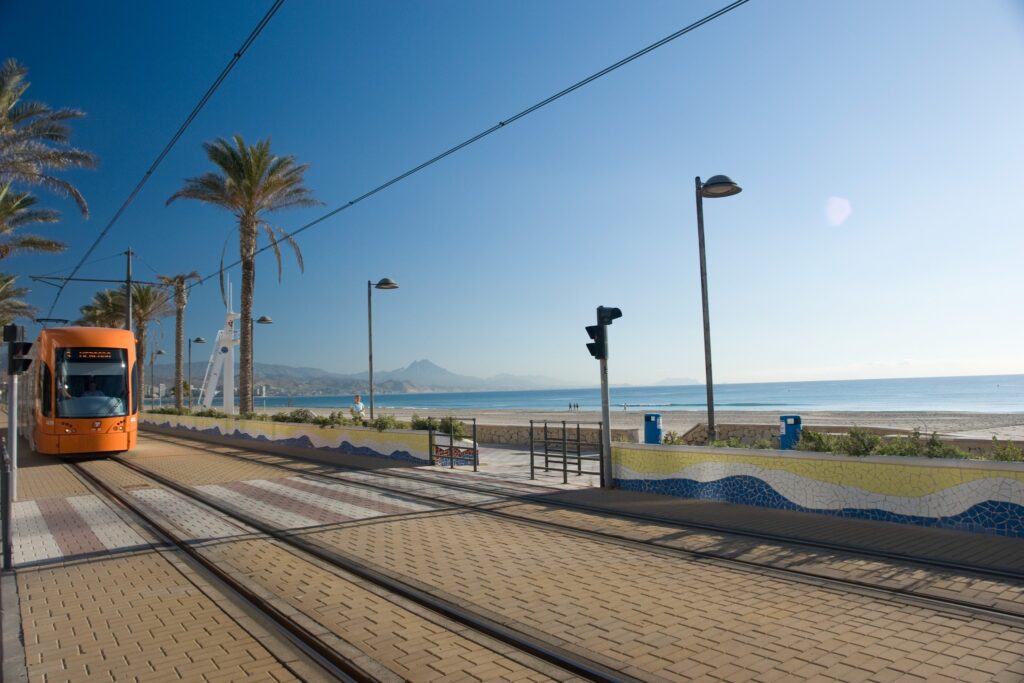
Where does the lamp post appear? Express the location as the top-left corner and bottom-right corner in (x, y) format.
(694, 174), (742, 444)
(367, 278), (399, 420)
(150, 348), (166, 408)
(254, 315), (272, 411)
(188, 336), (206, 410)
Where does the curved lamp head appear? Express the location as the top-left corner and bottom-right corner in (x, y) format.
(374, 277), (399, 290)
(192, 336), (207, 344)
(701, 175), (742, 198)
(256, 315), (274, 325)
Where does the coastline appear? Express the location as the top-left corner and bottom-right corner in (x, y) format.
(248, 406), (1024, 441)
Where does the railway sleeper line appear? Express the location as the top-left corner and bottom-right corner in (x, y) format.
(138, 432), (1024, 626)
(80, 457), (643, 683)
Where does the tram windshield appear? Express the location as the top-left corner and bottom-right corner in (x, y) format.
(55, 347), (129, 417)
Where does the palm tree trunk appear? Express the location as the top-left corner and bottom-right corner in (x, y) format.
(174, 297), (184, 410)
(239, 222), (255, 415)
(136, 325), (146, 409)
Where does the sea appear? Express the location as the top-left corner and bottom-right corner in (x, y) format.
(254, 374), (1024, 414)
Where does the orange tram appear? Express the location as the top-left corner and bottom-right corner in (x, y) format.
(19, 327), (139, 455)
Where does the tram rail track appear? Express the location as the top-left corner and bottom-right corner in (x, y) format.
(68, 460), (377, 683)
(81, 456), (643, 683)
(138, 431), (1024, 627)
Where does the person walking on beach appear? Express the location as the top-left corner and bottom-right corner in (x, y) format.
(351, 394), (366, 421)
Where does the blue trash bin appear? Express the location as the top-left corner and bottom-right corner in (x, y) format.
(779, 415), (802, 450)
(644, 413), (663, 444)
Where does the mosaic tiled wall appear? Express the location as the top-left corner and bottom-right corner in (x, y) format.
(613, 444), (1024, 538)
(141, 414), (431, 464)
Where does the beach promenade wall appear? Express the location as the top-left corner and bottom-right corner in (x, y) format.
(612, 443), (1024, 538)
(140, 413), (431, 467)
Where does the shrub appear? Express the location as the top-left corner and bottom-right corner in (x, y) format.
(796, 430), (840, 453)
(370, 414), (405, 432)
(146, 406), (190, 415)
(922, 432), (969, 459)
(412, 415), (466, 438)
(835, 427), (881, 456)
(410, 414), (436, 431)
(991, 437), (1024, 462)
(436, 416), (467, 439)
(875, 429), (925, 456)
(752, 438), (773, 450)
(710, 437), (747, 449)
(662, 431), (686, 445)
(192, 408), (228, 418)
(311, 410), (356, 428)
(270, 408), (317, 423)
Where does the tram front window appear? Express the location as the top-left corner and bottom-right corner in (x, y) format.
(55, 347), (129, 418)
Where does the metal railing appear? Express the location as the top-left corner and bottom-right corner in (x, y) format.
(427, 417), (479, 471)
(529, 420), (603, 484)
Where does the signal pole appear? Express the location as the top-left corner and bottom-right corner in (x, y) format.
(585, 306), (621, 489)
(599, 355), (612, 488)
(3, 324), (32, 564)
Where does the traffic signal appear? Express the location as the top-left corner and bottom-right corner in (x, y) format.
(586, 324), (607, 360)
(597, 306), (622, 326)
(7, 341), (32, 375)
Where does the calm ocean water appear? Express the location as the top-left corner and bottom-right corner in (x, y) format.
(256, 374), (1024, 413)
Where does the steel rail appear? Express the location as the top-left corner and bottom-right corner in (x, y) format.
(106, 456), (645, 683)
(69, 461), (376, 683)
(137, 432), (1024, 625)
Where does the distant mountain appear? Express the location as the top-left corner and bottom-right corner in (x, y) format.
(150, 358), (569, 396)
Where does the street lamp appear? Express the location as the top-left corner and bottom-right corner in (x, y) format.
(150, 348), (166, 407)
(254, 315), (273, 411)
(188, 336), (206, 410)
(367, 278), (399, 420)
(694, 174), (742, 444)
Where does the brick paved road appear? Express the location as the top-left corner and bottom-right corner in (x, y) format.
(125, 436), (1024, 683)
(82, 459), (569, 682)
(18, 548), (300, 682)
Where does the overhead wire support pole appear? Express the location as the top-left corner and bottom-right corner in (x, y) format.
(125, 248), (133, 332)
(186, 0), (754, 292)
(44, 0), (286, 318)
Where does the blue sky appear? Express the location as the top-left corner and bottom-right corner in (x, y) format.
(3, 1), (1023, 386)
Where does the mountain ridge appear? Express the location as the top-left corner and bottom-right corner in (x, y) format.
(151, 358), (570, 396)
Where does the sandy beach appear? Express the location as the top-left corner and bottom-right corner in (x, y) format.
(254, 406), (1024, 441)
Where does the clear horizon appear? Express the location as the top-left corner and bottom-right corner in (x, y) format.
(4, 1), (1023, 386)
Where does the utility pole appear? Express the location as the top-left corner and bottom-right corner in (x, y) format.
(125, 247), (134, 332)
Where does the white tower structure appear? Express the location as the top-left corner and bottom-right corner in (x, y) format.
(199, 282), (240, 414)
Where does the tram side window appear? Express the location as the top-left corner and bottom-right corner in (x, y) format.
(41, 365), (52, 417)
(131, 362), (139, 414)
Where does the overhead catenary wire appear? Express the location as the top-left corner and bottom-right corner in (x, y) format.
(189, 0), (752, 290)
(44, 0), (286, 316)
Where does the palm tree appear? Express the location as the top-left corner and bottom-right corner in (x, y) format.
(77, 288), (124, 327)
(0, 273), (35, 325)
(158, 271), (200, 409)
(124, 284), (172, 402)
(167, 135), (319, 413)
(0, 182), (63, 258)
(77, 285), (172, 398)
(0, 59), (96, 216)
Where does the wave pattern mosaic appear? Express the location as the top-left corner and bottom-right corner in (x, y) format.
(613, 445), (1024, 538)
(142, 414), (430, 464)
